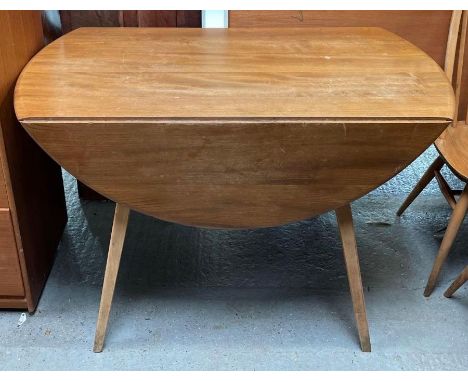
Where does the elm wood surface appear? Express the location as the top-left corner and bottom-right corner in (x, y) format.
(0, 10), (67, 311)
(445, 11), (463, 83)
(15, 27), (454, 228)
(14, 27), (454, 351)
(57, 12), (202, 200)
(436, 11), (468, 182)
(436, 123), (468, 182)
(15, 27), (454, 120)
(22, 120), (449, 229)
(229, 10), (468, 122)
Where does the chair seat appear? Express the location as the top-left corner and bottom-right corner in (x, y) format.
(435, 122), (468, 182)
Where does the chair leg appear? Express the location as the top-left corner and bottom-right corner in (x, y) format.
(424, 184), (468, 297)
(336, 204), (371, 352)
(93, 203), (130, 352)
(434, 170), (457, 209)
(444, 266), (468, 298)
(397, 156), (444, 216)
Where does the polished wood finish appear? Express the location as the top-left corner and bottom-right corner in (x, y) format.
(444, 266), (468, 297)
(453, 12), (467, 116)
(0, 209), (24, 297)
(424, 185), (468, 297)
(445, 11), (463, 84)
(15, 28), (453, 120)
(0, 297), (28, 309)
(436, 122), (468, 183)
(57, 12), (202, 201)
(23, 119), (447, 229)
(93, 203), (130, 353)
(229, 10), (468, 122)
(0, 11), (67, 311)
(16, 27), (453, 228)
(229, 11), (451, 64)
(335, 204), (371, 352)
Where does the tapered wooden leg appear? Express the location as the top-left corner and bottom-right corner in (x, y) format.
(336, 204), (371, 352)
(444, 266), (468, 298)
(93, 203), (130, 352)
(397, 156), (444, 216)
(434, 170), (457, 209)
(424, 185), (468, 297)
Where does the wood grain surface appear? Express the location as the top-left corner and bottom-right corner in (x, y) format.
(229, 10), (468, 122)
(229, 11), (452, 66)
(436, 12), (468, 181)
(23, 119), (448, 228)
(15, 27), (454, 120)
(15, 27), (454, 228)
(436, 122), (468, 181)
(0, 209), (24, 297)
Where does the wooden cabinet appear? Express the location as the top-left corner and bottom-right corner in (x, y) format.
(0, 210), (24, 297)
(0, 11), (67, 311)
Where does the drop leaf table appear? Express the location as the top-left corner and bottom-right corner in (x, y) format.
(14, 27), (454, 352)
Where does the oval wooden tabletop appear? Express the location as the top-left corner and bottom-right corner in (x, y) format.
(16, 27), (454, 120)
(15, 27), (454, 228)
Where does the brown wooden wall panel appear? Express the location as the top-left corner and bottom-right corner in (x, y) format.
(120, 10), (201, 27)
(0, 209), (24, 297)
(230, 10), (468, 122)
(59, 10), (120, 33)
(176, 11), (202, 27)
(60, 10), (202, 29)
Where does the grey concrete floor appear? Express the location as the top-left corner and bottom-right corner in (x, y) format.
(0, 146), (467, 370)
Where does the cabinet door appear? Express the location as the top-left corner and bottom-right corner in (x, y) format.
(0, 209), (24, 297)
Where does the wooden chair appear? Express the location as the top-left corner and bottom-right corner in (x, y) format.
(397, 10), (468, 297)
(444, 266), (468, 297)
